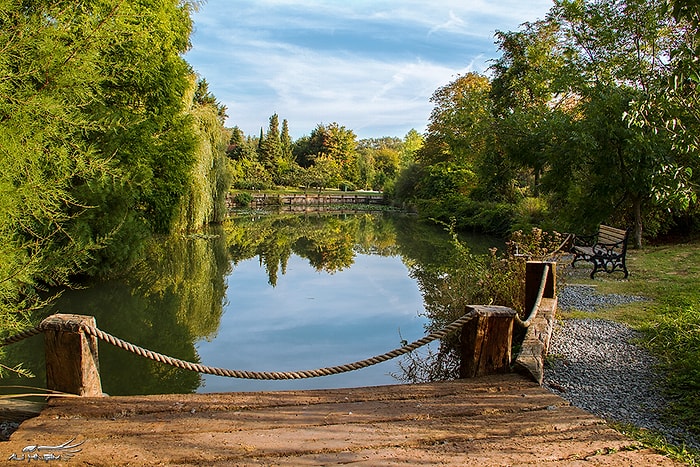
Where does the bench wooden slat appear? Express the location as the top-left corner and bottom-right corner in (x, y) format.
(598, 225), (627, 244)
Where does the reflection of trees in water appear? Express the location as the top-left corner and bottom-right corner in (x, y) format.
(224, 213), (410, 285)
(3, 214), (500, 394)
(224, 212), (507, 385)
(2, 229), (231, 395)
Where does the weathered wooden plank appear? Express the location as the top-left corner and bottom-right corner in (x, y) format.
(459, 305), (516, 378)
(514, 297), (558, 384)
(5, 375), (681, 466)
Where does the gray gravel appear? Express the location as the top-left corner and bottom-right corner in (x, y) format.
(545, 284), (699, 450)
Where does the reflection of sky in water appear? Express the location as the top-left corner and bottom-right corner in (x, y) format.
(195, 253), (427, 392)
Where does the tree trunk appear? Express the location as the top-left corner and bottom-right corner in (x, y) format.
(633, 196), (643, 249)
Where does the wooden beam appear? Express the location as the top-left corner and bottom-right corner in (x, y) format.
(524, 261), (556, 316)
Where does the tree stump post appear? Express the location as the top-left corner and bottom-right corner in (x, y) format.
(41, 314), (103, 397)
(459, 305), (516, 378)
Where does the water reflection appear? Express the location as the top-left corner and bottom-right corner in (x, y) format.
(2, 212), (499, 395)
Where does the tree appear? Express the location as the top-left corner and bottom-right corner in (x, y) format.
(543, 0), (692, 246)
(226, 126), (257, 161)
(281, 119), (294, 163)
(414, 73), (492, 199)
(400, 129), (424, 169)
(259, 114), (282, 174)
(0, 0), (206, 339)
(174, 77), (232, 231)
(301, 123), (359, 188)
(489, 20), (565, 197)
(193, 78), (228, 124)
(417, 73), (492, 168)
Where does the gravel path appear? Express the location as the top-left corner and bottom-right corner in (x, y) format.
(545, 284), (699, 450)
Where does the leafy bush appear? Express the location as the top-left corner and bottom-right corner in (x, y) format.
(415, 195), (517, 236)
(233, 192), (253, 207)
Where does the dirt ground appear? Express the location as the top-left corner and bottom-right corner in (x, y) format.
(2, 374), (682, 466)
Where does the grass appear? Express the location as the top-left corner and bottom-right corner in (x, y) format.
(558, 240), (700, 464)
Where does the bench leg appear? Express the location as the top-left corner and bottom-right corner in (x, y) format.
(590, 264), (599, 279)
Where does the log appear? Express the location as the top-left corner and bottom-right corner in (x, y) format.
(41, 314), (103, 397)
(513, 297), (558, 384)
(460, 305), (516, 378)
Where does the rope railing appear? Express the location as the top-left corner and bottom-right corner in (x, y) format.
(515, 263), (551, 329)
(0, 326), (43, 347)
(1, 311), (477, 380)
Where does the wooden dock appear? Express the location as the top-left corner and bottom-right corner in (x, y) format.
(4, 374), (680, 466)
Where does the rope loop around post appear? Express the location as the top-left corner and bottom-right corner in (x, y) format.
(516, 263), (550, 329)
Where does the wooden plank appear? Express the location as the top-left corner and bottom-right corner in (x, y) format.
(4, 375), (681, 466)
(598, 225), (627, 244)
(514, 297), (557, 384)
(460, 306), (515, 378)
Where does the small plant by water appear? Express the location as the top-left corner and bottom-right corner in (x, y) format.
(396, 225), (568, 383)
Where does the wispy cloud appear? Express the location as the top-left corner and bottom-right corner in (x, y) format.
(186, 0), (553, 138)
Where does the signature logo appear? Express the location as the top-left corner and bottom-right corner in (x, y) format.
(8, 438), (84, 462)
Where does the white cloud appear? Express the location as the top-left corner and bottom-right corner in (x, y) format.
(428, 10), (467, 36)
(186, 0), (553, 138)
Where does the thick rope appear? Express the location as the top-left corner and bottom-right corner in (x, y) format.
(552, 233), (573, 257)
(515, 263), (550, 329)
(79, 311), (477, 380)
(0, 326), (43, 347)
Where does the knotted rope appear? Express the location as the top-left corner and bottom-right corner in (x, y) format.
(0, 326), (43, 347)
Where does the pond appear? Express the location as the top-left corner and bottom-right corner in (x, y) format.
(2, 212), (500, 395)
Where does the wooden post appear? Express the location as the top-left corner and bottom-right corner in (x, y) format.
(41, 314), (103, 397)
(524, 261), (556, 316)
(459, 305), (516, 378)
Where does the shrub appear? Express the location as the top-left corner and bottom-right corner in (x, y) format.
(233, 192), (253, 207)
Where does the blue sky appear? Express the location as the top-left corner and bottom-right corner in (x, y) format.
(185, 0), (554, 140)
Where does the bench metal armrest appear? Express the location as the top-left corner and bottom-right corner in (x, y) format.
(572, 233), (596, 248)
(592, 240), (625, 257)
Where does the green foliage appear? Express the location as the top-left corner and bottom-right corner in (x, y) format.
(641, 306), (700, 434)
(0, 1), (231, 340)
(417, 73), (492, 168)
(416, 194), (516, 236)
(172, 76), (232, 232)
(233, 192), (253, 207)
(393, 0), (700, 243)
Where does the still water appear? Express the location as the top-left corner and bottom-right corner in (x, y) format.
(3, 212), (499, 395)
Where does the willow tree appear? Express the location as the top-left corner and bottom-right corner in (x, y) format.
(173, 77), (232, 231)
(0, 0), (204, 343)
